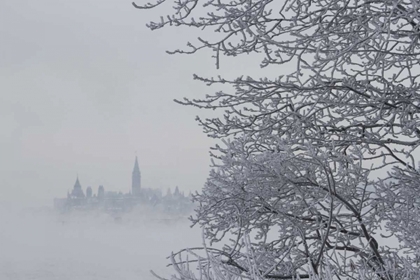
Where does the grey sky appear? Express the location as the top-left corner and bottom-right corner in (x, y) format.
(0, 0), (280, 207)
(0, 0), (222, 207)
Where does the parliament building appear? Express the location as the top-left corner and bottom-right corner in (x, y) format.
(54, 156), (192, 215)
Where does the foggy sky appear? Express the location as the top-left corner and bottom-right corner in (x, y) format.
(0, 0), (280, 208)
(0, 0), (219, 207)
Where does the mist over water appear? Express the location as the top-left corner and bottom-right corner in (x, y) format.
(0, 205), (201, 280)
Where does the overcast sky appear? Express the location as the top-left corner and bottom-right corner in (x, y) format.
(0, 0), (280, 208)
(0, 0), (224, 207)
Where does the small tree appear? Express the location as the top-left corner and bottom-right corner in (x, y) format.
(135, 0), (420, 279)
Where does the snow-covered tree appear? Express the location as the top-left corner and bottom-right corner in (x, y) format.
(136, 0), (420, 279)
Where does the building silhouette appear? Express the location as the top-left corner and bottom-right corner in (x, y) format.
(71, 177), (85, 198)
(132, 156), (141, 196)
(54, 156), (193, 216)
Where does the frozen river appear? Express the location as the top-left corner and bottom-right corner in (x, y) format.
(0, 206), (201, 280)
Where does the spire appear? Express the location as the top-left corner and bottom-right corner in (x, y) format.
(74, 176), (81, 189)
(133, 156), (140, 174)
(132, 156), (141, 196)
(71, 175), (85, 198)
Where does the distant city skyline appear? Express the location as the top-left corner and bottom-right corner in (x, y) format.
(56, 153), (197, 208)
(54, 155), (193, 216)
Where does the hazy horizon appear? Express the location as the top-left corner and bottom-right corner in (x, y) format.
(0, 0), (220, 208)
(0, 206), (202, 280)
(0, 1), (213, 278)
(0, 1), (275, 279)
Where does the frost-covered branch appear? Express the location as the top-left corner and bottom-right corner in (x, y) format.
(136, 0), (420, 279)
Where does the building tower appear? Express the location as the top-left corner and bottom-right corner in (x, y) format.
(132, 156), (141, 196)
(86, 186), (92, 198)
(71, 176), (85, 198)
(98, 185), (105, 200)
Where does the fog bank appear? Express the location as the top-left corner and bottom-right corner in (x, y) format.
(0, 206), (201, 280)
